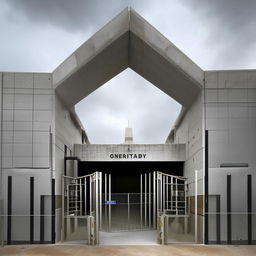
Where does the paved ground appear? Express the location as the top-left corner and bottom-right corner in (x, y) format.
(99, 230), (158, 245)
(0, 245), (256, 256)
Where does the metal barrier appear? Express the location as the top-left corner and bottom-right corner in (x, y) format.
(102, 193), (154, 232)
(62, 172), (101, 244)
(87, 216), (95, 245)
(158, 214), (166, 245)
(61, 170), (198, 245)
(156, 171), (201, 244)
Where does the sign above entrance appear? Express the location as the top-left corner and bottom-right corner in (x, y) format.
(109, 153), (147, 159)
(74, 144), (186, 162)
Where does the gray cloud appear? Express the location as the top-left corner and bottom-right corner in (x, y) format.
(186, 0), (256, 68)
(190, 0), (256, 29)
(5, 0), (147, 33)
(1, 0), (256, 143)
(4, 0), (256, 70)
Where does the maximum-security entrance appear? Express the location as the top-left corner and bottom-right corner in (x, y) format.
(62, 162), (199, 245)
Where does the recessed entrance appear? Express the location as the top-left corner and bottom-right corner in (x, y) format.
(78, 161), (184, 193)
(78, 161), (185, 245)
(62, 158), (198, 245)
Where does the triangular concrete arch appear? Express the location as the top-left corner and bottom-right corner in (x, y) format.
(53, 8), (203, 109)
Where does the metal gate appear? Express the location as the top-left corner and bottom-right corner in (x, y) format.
(62, 172), (102, 244)
(101, 173), (154, 232)
(61, 170), (196, 245)
(155, 171), (199, 244)
(100, 171), (191, 239)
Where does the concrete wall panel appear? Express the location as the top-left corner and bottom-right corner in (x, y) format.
(14, 121), (33, 131)
(13, 131), (32, 143)
(34, 73), (52, 89)
(54, 95), (83, 198)
(14, 94), (33, 109)
(3, 110), (13, 121)
(3, 72), (14, 88)
(205, 70), (256, 243)
(34, 95), (53, 110)
(14, 73), (33, 89)
(3, 94), (14, 109)
(2, 144), (12, 157)
(1, 72), (53, 169)
(14, 110), (33, 122)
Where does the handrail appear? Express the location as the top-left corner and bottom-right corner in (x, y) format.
(63, 172), (97, 180)
(157, 171), (187, 181)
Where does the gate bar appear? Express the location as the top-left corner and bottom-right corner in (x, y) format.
(175, 178), (178, 215)
(75, 179), (78, 216)
(105, 173), (107, 229)
(84, 177), (87, 215)
(108, 174), (111, 232)
(195, 170), (198, 243)
(156, 172), (159, 229)
(128, 193), (130, 228)
(166, 176), (169, 210)
(140, 174), (143, 228)
(171, 177), (173, 211)
(160, 173), (163, 212)
(145, 173), (147, 227)
(153, 172), (156, 229)
(149, 172), (151, 228)
(99, 172), (102, 230)
(89, 176), (92, 215)
(80, 179), (82, 216)
(163, 175), (165, 212)
(95, 172), (99, 244)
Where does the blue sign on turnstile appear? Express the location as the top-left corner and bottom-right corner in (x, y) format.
(105, 200), (116, 205)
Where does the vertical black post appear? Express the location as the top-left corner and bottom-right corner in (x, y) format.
(227, 174), (231, 244)
(40, 195), (44, 244)
(7, 176), (12, 245)
(51, 179), (55, 244)
(64, 158), (66, 176)
(204, 130), (209, 244)
(216, 195), (221, 244)
(247, 175), (252, 245)
(30, 177), (34, 244)
(64, 145), (67, 176)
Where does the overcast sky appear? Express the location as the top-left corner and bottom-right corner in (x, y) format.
(1, 0), (256, 144)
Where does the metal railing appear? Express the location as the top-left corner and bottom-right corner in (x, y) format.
(102, 193), (154, 232)
(62, 172), (101, 244)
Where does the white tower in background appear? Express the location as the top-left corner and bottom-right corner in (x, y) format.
(124, 122), (133, 144)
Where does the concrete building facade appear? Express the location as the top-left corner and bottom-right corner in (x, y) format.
(0, 8), (255, 245)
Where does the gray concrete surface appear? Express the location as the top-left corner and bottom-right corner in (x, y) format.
(53, 8), (203, 108)
(99, 231), (158, 245)
(0, 244), (256, 256)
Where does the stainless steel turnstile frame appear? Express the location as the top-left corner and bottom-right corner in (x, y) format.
(62, 171), (102, 244)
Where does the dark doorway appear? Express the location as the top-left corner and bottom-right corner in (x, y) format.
(78, 161), (183, 193)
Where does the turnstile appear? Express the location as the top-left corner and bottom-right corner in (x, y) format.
(62, 170), (195, 245)
(62, 172), (102, 245)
